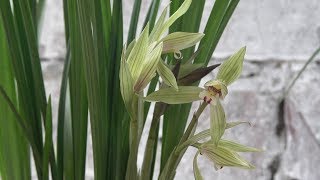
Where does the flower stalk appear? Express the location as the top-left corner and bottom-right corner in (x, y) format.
(159, 102), (207, 180)
(140, 102), (167, 180)
(126, 94), (144, 180)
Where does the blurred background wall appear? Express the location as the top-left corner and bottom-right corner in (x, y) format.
(39, 0), (320, 179)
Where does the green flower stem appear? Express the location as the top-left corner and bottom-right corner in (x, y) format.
(180, 103), (207, 143)
(159, 102), (208, 180)
(141, 102), (168, 180)
(126, 95), (143, 180)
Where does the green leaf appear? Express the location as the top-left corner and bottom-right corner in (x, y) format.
(210, 100), (226, 146)
(194, 0), (240, 66)
(127, 0), (142, 43)
(216, 47), (246, 85)
(43, 96), (53, 180)
(144, 86), (204, 104)
(143, 0), (161, 30)
(0, 0), (48, 178)
(56, 44), (71, 180)
(0, 20), (31, 180)
(161, 32), (204, 53)
(193, 152), (203, 180)
(134, 42), (163, 92)
(219, 139), (262, 152)
(70, 0), (111, 178)
(201, 144), (254, 169)
(179, 0), (205, 61)
(157, 59), (178, 90)
(127, 24), (150, 81)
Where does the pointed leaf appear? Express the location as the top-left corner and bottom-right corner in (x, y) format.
(161, 32), (204, 53)
(210, 100), (226, 146)
(127, 0), (142, 43)
(193, 152), (203, 180)
(43, 96), (53, 180)
(144, 86), (203, 104)
(216, 47), (246, 85)
(127, 24), (150, 81)
(142, 0), (161, 30)
(219, 139), (262, 152)
(134, 42), (163, 92)
(157, 59), (178, 90)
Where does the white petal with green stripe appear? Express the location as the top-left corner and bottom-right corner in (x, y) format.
(157, 59), (178, 90)
(193, 152), (203, 180)
(157, 0), (192, 40)
(161, 32), (204, 53)
(149, 4), (168, 42)
(210, 100), (226, 146)
(144, 86), (203, 104)
(134, 42), (163, 92)
(201, 144), (254, 169)
(125, 39), (136, 59)
(216, 47), (246, 85)
(219, 139), (262, 152)
(127, 24), (150, 81)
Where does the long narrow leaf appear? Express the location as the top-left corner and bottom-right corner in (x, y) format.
(56, 43), (71, 180)
(43, 97), (53, 180)
(0, 20), (31, 180)
(127, 0), (142, 43)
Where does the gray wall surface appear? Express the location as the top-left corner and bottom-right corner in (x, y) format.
(38, 0), (320, 179)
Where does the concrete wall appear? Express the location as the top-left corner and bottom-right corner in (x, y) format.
(39, 0), (320, 179)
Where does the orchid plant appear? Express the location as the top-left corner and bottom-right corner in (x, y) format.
(120, 0), (261, 179)
(0, 0), (259, 179)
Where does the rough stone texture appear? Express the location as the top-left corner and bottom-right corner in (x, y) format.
(38, 0), (320, 179)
